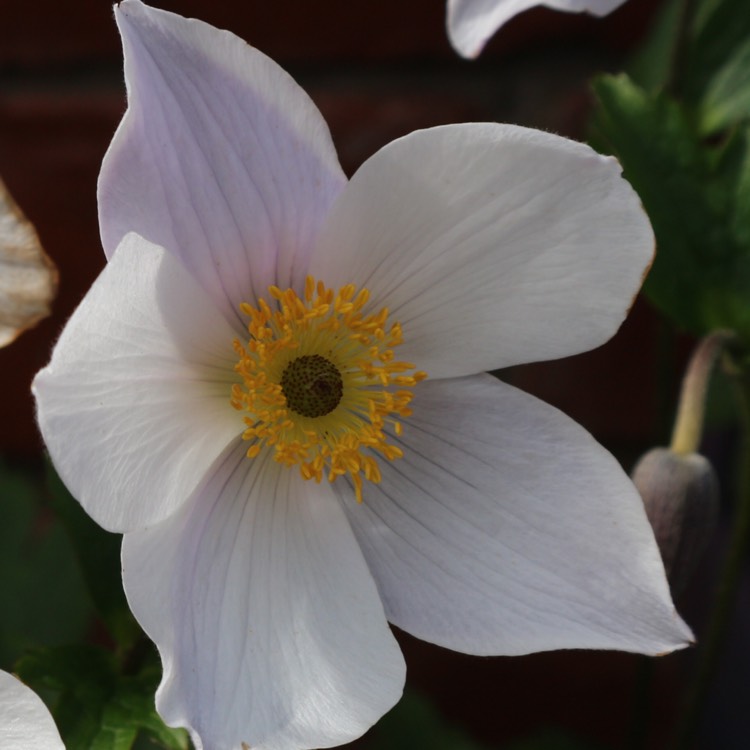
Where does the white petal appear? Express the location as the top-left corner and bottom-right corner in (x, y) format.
(33, 233), (242, 533)
(100, 0), (347, 325)
(0, 177), (57, 347)
(0, 671), (64, 750)
(334, 375), (692, 656)
(447, 0), (629, 58)
(122, 440), (405, 750)
(310, 124), (652, 379)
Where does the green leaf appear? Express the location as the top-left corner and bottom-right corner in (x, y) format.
(589, 73), (750, 338)
(628, 0), (750, 135)
(0, 462), (92, 665)
(45, 463), (141, 650)
(627, 0), (681, 93)
(15, 645), (190, 750)
(683, 0), (750, 134)
(113, 665), (190, 750)
(16, 645), (129, 750)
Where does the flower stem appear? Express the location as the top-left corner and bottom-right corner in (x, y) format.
(672, 363), (750, 750)
(666, 0), (698, 97)
(670, 330), (734, 456)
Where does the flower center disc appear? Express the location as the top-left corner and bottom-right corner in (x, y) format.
(230, 276), (427, 502)
(281, 354), (343, 418)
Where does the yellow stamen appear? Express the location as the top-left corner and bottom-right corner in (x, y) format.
(230, 276), (427, 502)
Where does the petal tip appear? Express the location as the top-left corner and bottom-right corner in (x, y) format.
(657, 611), (695, 655)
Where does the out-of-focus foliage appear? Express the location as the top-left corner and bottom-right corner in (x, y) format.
(589, 0), (750, 342)
(629, 0), (750, 135)
(46, 467), (141, 651)
(1, 464), (189, 749)
(0, 465), (91, 665)
(15, 646), (189, 750)
(589, 75), (750, 336)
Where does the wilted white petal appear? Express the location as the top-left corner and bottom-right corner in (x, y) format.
(100, 0), (347, 325)
(0, 670), (64, 750)
(311, 124), (652, 379)
(0, 178), (57, 347)
(33, 233), (242, 533)
(334, 375), (692, 656)
(447, 0), (629, 58)
(122, 440), (405, 750)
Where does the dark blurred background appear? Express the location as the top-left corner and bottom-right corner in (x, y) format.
(1, 1), (744, 748)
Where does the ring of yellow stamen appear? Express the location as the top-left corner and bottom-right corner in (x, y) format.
(230, 276), (427, 502)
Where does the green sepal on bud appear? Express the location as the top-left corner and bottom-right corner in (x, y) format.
(632, 448), (719, 599)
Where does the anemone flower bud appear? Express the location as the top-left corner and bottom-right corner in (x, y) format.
(632, 447), (719, 598)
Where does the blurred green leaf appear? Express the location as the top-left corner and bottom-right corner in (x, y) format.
(589, 73), (750, 337)
(0, 461), (92, 665)
(627, 0), (681, 93)
(115, 663), (190, 750)
(46, 463), (141, 650)
(684, 0), (750, 134)
(628, 0), (750, 135)
(15, 645), (189, 750)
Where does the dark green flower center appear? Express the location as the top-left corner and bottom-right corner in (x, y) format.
(280, 354), (343, 418)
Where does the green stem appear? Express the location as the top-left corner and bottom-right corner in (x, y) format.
(671, 330), (734, 455)
(666, 0), (698, 97)
(673, 369), (750, 749)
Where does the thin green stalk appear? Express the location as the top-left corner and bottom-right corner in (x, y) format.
(671, 330), (735, 455)
(666, 0), (698, 97)
(673, 371), (750, 749)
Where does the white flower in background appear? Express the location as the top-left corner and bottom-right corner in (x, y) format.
(0, 177), (57, 348)
(0, 670), (64, 750)
(34, 2), (691, 749)
(448, 0), (629, 58)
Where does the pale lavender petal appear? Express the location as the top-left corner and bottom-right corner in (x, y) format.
(310, 124), (652, 378)
(448, 0), (629, 58)
(33, 233), (242, 533)
(334, 375), (692, 656)
(122, 440), (405, 750)
(100, 0), (347, 325)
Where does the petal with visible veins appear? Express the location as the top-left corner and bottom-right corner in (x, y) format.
(34, 233), (241, 533)
(335, 375), (692, 655)
(100, 0), (347, 325)
(311, 124), (652, 379)
(123, 440), (405, 750)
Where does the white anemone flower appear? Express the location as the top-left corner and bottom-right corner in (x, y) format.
(34, 2), (691, 749)
(448, 0), (629, 58)
(0, 670), (64, 750)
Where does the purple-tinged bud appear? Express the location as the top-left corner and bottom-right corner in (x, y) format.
(632, 447), (719, 598)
